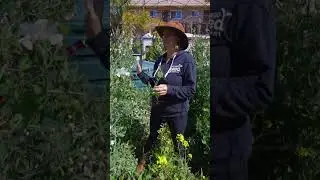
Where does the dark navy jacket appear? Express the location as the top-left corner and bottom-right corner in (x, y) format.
(138, 50), (197, 117)
(211, 0), (276, 132)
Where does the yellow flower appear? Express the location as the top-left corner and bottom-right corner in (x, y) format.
(177, 134), (189, 148)
(187, 153), (192, 159)
(156, 155), (168, 166)
(202, 176), (206, 179)
(176, 134), (185, 142)
(183, 140), (189, 148)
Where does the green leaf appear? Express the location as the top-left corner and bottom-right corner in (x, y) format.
(19, 56), (31, 70)
(58, 22), (70, 35)
(33, 85), (42, 95)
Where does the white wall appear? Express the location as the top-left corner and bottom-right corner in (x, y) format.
(142, 38), (153, 52)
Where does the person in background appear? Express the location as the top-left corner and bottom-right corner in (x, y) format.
(67, 0), (108, 70)
(135, 21), (197, 175)
(143, 45), (150, 60)
(210, 0), (276, 180)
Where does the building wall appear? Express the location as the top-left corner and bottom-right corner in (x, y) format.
(129, 7), (210, 34)
(142, 38), (153, 52)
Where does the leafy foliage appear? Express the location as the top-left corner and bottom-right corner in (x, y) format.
(249, 1), (320, 179)
(109, 29), (151, 178)
(145, 32), (164, 62)
(0, 0), (75, 22)
(122, 10), (161, 34)
(186, 38), (210, 174)
(143, 125), (207, 179)
(0, 1), (107, 179)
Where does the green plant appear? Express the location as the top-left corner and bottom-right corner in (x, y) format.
(186, 37), (210, 174)
(0, 1), (109, 179)
(146, 32), (163, 61)
(141, 125), (207, 180)
(0, 0), (75, 22)
(0, 28), (107, 180)
(110, 142), (137, 179)
(249, 1), (320, 179)
(109, 27), (151, 179)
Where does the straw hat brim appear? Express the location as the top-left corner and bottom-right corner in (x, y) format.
(155, 26), (189, 50)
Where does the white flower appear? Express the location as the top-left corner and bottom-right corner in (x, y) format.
(115, 67), (130, 77)
(110, 140), (115, 146)
(19, 19), (63, 50)
(48, 34), (63, 46)
(204, 61), (209, 67)
(19, 35), (33, 50)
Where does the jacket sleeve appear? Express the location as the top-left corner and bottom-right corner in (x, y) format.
(85, 28), (109, 70)
(137, 59), (159, 86)
(137, 71), (151, 85)
(167, 58), (197, 101)
(212, 4), (276, 118)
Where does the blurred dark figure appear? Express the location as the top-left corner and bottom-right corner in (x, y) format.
(67, 0), (108, 69)
(210, 0), (277, 179)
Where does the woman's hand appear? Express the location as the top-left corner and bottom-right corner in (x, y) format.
(153, 84), (168, 96)
(136, 62), (142, 74)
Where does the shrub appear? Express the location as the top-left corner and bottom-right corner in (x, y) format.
(0, 1), (108, 179)
(249, 1), (320, 179)
(109, 28), (151, 179)
(142, 125), (207, 179)
(145, 32), (163, 61)
(186, 38), (210, 174)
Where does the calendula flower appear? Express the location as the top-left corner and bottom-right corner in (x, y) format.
(176, 134), (185, 142)
(188, 153), (192, 160)
(183, 140), (189, 148)
(156, 155), (168, 166)
(177, 134), (189, 148)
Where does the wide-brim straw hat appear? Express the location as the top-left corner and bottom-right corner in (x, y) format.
(154, 21), (189, 50)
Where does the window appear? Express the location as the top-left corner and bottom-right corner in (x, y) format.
(170, 11), (175, 19)
(162, 11), (169, 21)
(150, 10), (157, 17)
(203, 10), (209, 22)
(176, 10), (182, 19)
(170, 10), (182, 19)
(191, 11), (200, 17)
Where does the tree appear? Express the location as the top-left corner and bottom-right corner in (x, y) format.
(122, 9), (162, 36)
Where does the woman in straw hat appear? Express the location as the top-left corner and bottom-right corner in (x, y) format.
(136, 21), (197, 174)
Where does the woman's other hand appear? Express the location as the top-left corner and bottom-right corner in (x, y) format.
(153, 84), (168, 96)
(136, 62), (142, 74)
